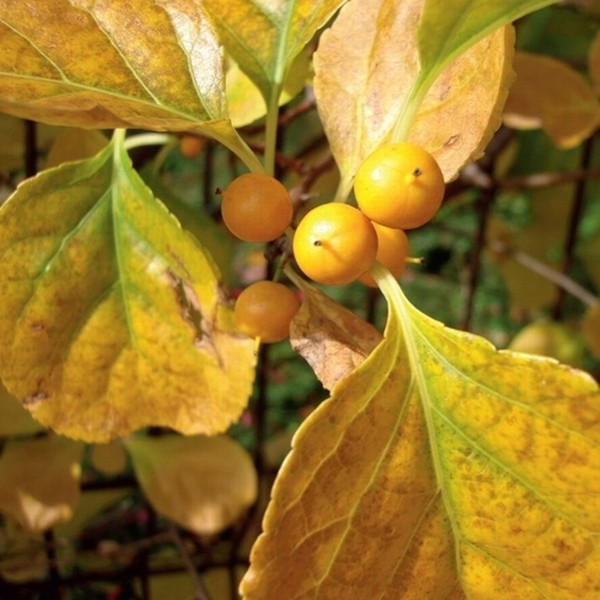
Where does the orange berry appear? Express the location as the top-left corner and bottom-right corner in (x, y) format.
(234, 281), (300, 343)
(293, 203), (378, 285)
(221, 173), (293, 243)
(354, 142), (444, 229)
(359, 223), (410, 287)
(178, 135), (205, 159)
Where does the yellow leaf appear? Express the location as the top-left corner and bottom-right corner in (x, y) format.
(582, 302), (600, 359)
(503, 51), (600, 148)
(126, 434), (258, 536)
(0, 0), (260, 170)
(508, 320), (584, 368)
(0, 132), (256, 442)
(490, 185), (575, 310)
(313, 0), (514, 200)
(44, 127), (108, 169)
(0, 435), (83, 532)
(226, 50), (311, 128)
(241, 265), (600, 599)
(288, 273), (382, 390)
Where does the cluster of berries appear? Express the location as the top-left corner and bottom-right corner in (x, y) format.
(218, 143), (445, 343)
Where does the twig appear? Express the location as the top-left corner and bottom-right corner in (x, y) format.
(488, 239), (599, 307)
(167, 523), (212, 600)
(462, 185), (496, 330)
(552, 136), (595, 319)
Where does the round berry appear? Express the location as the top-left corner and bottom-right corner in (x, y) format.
(359, 222), (410, 287)
(221, 173), (293, 243)
(293, 203), (378, 285)
(234, 280), (300, 343)
(354, 142), (445, 229)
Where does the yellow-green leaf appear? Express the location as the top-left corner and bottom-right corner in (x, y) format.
(313, 0), (514, 201)
(241, 265), (600, 599)
(0, 0), (261, 171)
(203, 0), (345, 104)
(416, 0), (558, 86)
(226, 50), (311, 128)
(126, 434), (258, 536)
(0, 132), (256, 442)
(503, 52), (600, 148)
(0, 435), (83, 532)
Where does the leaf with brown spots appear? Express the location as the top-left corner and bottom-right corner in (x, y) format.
(0, 131), (256, 442)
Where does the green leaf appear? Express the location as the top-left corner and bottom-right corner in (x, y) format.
(203, 0), (345, 103)
(126, 434), (258, 535)
(416, 0), (558, 87)
(0, 0), (261, 171)
(0, 435), (83, 532)
(0, 132), (256, 442)
(241, 265), (600, 599)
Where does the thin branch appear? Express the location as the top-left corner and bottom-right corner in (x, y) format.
(488, 239), (599, 307)
(167, 523), (212, 600)
(552, 136), (595, 319)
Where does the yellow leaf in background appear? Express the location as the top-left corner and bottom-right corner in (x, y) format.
(203, 0), (345, 103)
(0, 0), (260, 170)
(44, 128), (108, 169)
(504, 52), (600, 148)
(241, 266), (600, 599)
(508, 320), (584, 368)
(489, 185), (574, 310)
(126, 434), (258, 536)
(288, 273), (382, 390)
(0, 132), (256, 442)
(313, 0), (514, 200)
(0, 381), (43, 437)
(226, 50), (311, 128)
(0, 435), (83, 532)
(582, 302), (600, 359)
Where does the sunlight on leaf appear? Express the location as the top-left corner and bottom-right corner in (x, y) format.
(126, 434), (258, 536)
(0, 133), (256, 442)
(0, 435), (83, 532)
(241, 265), (600, 599)
(313, 0), (514, 201)
(503, 52), (600, 148)
(0, 0), (260, 170)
